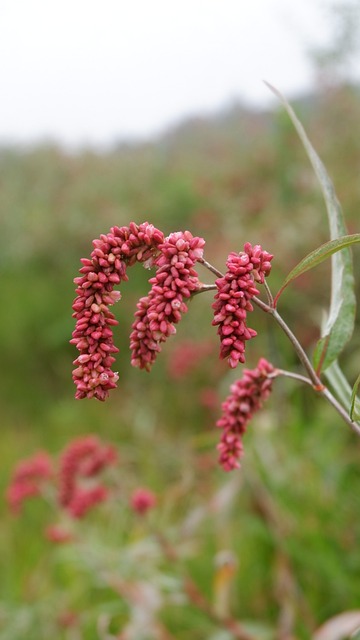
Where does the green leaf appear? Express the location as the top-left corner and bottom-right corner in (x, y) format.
(274, 234), (360, 304)
(266, 82), (356, 372)
(350, 372), (360, 421)
(324, 360), (360, 421)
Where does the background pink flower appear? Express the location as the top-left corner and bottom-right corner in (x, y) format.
(58, 435), (117, 518)
(6, 451), (53, 514)
(130, 487), (157, 515)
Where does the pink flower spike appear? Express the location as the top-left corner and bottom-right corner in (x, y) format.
(58, 435), (118, 515)
(130, 230), (205, 371)
(67, 486), (109, 519)
(71, 222), (164, 400)
(212, 244), (273, 367)
(6, 451), (53, 514)
(216, 358), (275, 471)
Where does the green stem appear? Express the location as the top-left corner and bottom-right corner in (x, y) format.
(193, 271), (360, 436)
(253, 296), (360, 436)
(272, 369), (312, 387)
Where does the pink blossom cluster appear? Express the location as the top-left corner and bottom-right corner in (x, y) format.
(6, 451), (53, 514)
(130, 231), (205, 371)
(130, 487), (157, 515)
(71, 222), (164, 401)
(6, 436), (117, 521)
(216, 358), (275, 471)
(212, 243), (273, 368)
(59, 435), (117, 518)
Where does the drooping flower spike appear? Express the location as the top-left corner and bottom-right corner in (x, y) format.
(130, 230), (205, 371)
(212, 243), (273, 368)
(58, 435), (117, 518)
(216, 358), (275, 471)
(71, 222), (164, 400)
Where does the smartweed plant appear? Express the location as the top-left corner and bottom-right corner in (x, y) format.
(7, 87), (360, 640)
(70, 87), (360, 472)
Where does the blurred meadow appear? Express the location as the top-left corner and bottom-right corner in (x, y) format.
(1, 84), (360, 638)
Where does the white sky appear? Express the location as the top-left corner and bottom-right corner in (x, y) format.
(0, 0), (344, 147)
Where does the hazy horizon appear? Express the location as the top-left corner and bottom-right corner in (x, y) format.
(0, 0), (357, 149)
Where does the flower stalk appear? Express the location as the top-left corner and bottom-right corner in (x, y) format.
(200, 257), (360, 436)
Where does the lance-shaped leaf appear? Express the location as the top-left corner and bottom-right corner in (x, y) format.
(350, 372), (360, 421)
(324, 360), (360, 422)
(274, 234), (360, 305)
(266, 82), (356, 372)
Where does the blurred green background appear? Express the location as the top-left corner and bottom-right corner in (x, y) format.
(1, 84), (360, 639)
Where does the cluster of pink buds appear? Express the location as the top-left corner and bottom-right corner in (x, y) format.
(216, 358), (276, 471)
(6, 435), (117, 522)
(69, 223), (280, 473)
(6, 451), (53, 514)
(7, 435), (160, 532)
(71, 224), (206, 397)
(58, 435), (117, 518)
(71, 222), (164, 400)
(130, 231), (205, 370)
(212, 243), (273, 368)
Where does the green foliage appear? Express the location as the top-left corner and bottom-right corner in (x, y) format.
(266, 82), (356, 374)
(275, 233), (360, 304)
(350, 372), (360, 420)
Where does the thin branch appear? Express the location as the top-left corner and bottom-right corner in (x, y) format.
(263, 279), (274, 307)
(321, 387), (360, 436)
(193, 283), (218, 295)
(252, 297), (360, 436)
(198, 257), (224, 279)
(271, 307), (322, 388)
(272, 369), (313, 387)
(252, 295), (272, 314)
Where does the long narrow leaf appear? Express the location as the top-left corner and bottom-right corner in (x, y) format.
(324, 360), (360, 421)
(350, 372), (360, 421)
(266, 82), (356, 372)
(274, 234), (360, 304)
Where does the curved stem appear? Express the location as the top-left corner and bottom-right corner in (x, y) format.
(253, 296), (360, 436)
(263, 279), (274, 307)
(253, 296), (322, 387)
(272, 369), (313, 387)
(321, 387), (360, 436)
(272, 308), (322, 389)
